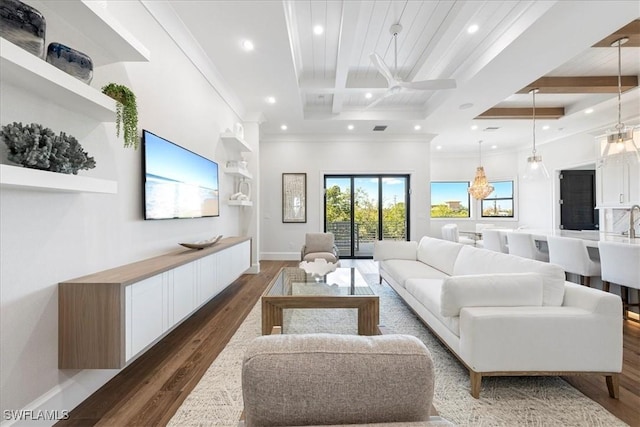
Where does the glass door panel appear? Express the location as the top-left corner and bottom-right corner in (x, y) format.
(354, 177), (379, 257)
(382, 177), (407, 241)
(325, 177), (353, 258)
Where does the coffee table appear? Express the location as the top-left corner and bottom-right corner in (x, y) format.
(261, 267), (379, 335)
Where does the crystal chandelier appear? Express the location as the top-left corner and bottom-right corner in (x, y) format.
(600, 37), (640, 165)
(468, 140), (494, 200)
(522, 88), (549, 180)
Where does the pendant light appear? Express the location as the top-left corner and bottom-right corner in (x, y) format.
(523, 88), (550, 180)
(600, 37), (640, 165)
(468, 140), (494, 200)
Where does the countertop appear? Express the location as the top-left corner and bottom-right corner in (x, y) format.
(513, 229), (640, 247)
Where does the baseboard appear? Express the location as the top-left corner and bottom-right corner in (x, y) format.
(0, 370), (119, 427)
(246, 263), (260, 274)
(260, 252), (299, 261)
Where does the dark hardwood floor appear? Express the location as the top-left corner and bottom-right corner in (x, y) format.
(58, 260), (640, 427)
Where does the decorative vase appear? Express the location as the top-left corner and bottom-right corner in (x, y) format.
(46, 42), (93, 84)
(0, 0), (46, 58)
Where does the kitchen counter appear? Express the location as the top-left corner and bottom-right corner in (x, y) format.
(519, 229), (640, 248)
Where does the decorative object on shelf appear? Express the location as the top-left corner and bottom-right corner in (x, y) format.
(101, 83), (139, 149)
(237, 179), (251, 199)
(282, 173), (307, 223)
(46, 42), (93, 84)
(1, 122), (96, 174)
(299, 258), (338, 278)
(468, 141), (494, 200)
(522, 88), (550, 180)
(230, 191), (249, 201)
(598, 37), (639, 166)
(0, 0), (46, 58)
(234, 122), (244, 139)
(179, 235), (223, 250)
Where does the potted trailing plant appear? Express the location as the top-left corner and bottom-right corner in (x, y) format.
(102, 83), (139, 149)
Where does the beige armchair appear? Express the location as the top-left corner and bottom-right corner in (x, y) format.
(241, 333), (452, 426)
(301, 232), (340, 263)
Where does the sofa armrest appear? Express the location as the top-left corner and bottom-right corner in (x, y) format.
(374, 240), (418, 261)
(562, 281), (622, 316)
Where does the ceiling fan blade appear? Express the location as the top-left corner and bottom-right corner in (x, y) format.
(364, 90), (395, 110)
(399, 79), (457, 91)
(369, 53), (395, 86)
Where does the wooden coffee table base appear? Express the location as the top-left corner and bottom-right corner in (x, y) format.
(261, 296), (380, 336)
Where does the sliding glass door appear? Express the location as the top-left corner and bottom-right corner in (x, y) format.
(324, 175), (409, 258)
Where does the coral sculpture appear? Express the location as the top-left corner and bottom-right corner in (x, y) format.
(1, 122), (96, 174)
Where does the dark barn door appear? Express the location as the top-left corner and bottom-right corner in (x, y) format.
(559, 170), (599, 230)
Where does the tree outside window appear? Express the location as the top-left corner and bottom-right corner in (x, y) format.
(481, 181), (514, 217)
(430, 182), (470, 218)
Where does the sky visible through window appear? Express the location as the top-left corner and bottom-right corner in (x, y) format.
(431, 182), (469, 207)
(325, 177), (406, 207)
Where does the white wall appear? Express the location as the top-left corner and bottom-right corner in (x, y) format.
(259, 138), (431, 259)
(0, 2), (248, 421)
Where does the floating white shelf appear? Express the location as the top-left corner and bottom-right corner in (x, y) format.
(228, 200), (253, 207)
(220, 133), (252, 155)
(224, 167), (252, 180)
(25, 0), (150, 65)
(1, 38), (117, 121)
(0, 164), (118, 194)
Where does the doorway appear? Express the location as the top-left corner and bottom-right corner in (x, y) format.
(559, 169), (599, 230)
(324, 175), (410, 258)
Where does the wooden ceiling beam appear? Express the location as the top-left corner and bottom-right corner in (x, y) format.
(476, 107), (564, 120)
(517, 76), (638, 94)
(592, 19), (640, 47)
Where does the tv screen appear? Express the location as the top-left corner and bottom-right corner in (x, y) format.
(142, 130), (219, 219)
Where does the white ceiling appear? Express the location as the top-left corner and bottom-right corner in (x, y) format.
(162, 0), (640, 153)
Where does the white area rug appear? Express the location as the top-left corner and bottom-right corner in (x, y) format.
(168, 274), (627, 426)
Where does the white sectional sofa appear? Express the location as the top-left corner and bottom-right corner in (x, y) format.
(374, 236), (623, 398)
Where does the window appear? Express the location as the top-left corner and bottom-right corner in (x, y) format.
(481, 181), (514, 217)
(430, 182), (470, 218)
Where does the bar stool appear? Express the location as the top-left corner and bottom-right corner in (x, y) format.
(482, 229), (508, 253)
(441, 224), (474, 245)
(547, 236), (600, 287)
(474, 224), (494, 248)
(506, 232), (549, 262)
(598, 241), (640, 320)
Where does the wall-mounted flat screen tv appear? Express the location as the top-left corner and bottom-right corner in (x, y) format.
(142, 130), (219, 220)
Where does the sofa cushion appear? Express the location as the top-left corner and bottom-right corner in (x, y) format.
(382, 260), (449, 288)
(405, 278), (460, 337)
(452, 246), (565, 306)
(374, 240), (418, 261)
(440, 273), (544, 317)
(416, 237), (464, 276)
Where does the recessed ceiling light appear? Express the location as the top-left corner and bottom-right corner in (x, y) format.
(471, 125), (478, 130)
(585, 108), (594, 114)
(365, 92), (373, 99)
(347, 124), (354, 130)
(241, 40), (254, 51)
(436, 145), (442, 150)
(467, 24), (479, 34)
(266, 96), (276, 104)
(491, 145), (498, 150)
(280, 124), (288, 130)
(414, 125), (422, 130)
(313, 25), (324, 35)
(542, 125), (550, 130)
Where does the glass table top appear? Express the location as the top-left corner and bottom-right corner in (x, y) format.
(265, 267), (374, 297)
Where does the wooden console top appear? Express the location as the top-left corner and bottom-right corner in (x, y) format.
(61, 236), (251, 286)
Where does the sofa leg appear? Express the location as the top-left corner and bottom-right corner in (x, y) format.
(606, 374), (620, 399)
(469, 370), (482, 398)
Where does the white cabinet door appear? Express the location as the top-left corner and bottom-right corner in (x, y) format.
(216, 246), (233, 290)
(171, 263), (196, 325)
(626, 162), (639, 205)
(232, 240), (250, 278)
(197, 253), (218, 305)
(599, 163), (625, 206)
(126, 274), (167, 361)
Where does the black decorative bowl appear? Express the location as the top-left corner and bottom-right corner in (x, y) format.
(0, 0), (46, 58)
(46, 42), (93, 84)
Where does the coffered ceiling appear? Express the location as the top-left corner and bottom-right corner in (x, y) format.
(159, 0), (640, 153)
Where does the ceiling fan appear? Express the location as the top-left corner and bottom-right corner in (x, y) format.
(367, 23), (456, 109)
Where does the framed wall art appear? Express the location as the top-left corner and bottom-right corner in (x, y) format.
(282, 173), (307, 223)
